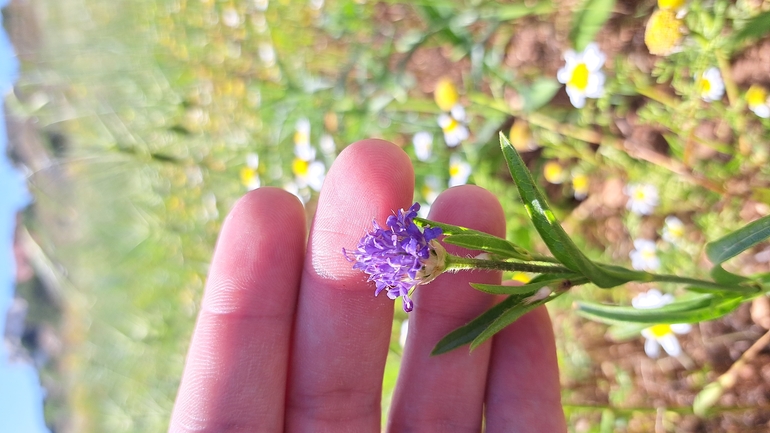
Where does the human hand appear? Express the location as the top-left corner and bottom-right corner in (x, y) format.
(169, 139), (566, 432)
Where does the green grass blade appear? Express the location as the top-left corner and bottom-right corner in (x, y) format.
(568, 0), (616, 51)
(415, 217), (532, 260)
(705, 215), (770, 264)
(730, 11), (770, 47)
(575, 296), (742, 325)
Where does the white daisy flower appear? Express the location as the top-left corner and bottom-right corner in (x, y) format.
(556, 42), (606, 108)
(630, 239), (660, 271)
(254, 0), (269, 12)
(632, 289), (692, 358)
(294, 119), (316, 162)
(624, 183), (659, 215)
(240, 153), (261, 190)
(412, 131), (434, 161)
(319, 134), (336, 156)
(246, 152), (259, 169)
(258, 42), (276, 67)
(449, 154), (472, 187)
(572, 172), (589, 200)
(662, 216), (685, 244)
(438, 113), (469, 147)
(222, 8), (241, 28)
(240, 167), (261, 190)
(284, 181), (310, 204)
(747, 85), (770, 119)
(421, 175), (442, 206)
(696, 67), (725, 102)
(293, 158), (325, 191)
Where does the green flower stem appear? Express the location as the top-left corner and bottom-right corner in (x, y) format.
(647, 273), (757, 292)
(445, 255), (572, 274)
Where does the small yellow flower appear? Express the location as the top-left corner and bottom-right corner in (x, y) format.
(572, 173), (589, 199)
(543, 161), (567, 184)
(449, 154), (472, 187)
(434, 77), (460, 112)
(509, 119), (538, 152)
(240, 167), (260, 190)
(438, 113), (469, 147)
(645, 9), (684, 56)
(746, 85), (770, 118)
(657, 0), (685, 10)
(696, 67), (725, 102)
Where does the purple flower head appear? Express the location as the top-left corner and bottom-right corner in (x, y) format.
(343, 203), (444, 312)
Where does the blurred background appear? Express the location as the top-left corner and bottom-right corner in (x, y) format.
(3, 0), (770, 431)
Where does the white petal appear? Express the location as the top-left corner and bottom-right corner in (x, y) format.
(306, 161), (326, 191)
(583, 43), (606, 70)
(658, 334), (682, 357)
(671, 323), (692, 334)
(563, 50), (579, 65)
(556, 66), (572, 84)
(644, 338), (661, 358)
(584, 72), (605, 98)
(566, 88), (586, 108)
(450, 104), (466, 121)
(437, 113), (452, 128)
(752, 105), (770, 118)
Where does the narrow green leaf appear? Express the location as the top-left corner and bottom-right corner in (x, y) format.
(500, 133), (628, 288)
(730, 11), (770, 47)
(442, 234), (531, 260)
(575, 296), (741, 325)
(432, 294), (527, 355)
(520, 78), (561, 113)
(415, 217), (532, 260)
(470, 293), (561, 350)
(607, 322), (649, 341)
(479, 1), (554, 20)
(568, 0), (616, 51)
(710, 264), (749, 285)
(693, 381), (726, 417)
(705, 215), (770, 264)
(471, 274), (587, 295)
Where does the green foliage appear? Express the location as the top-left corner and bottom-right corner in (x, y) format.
(568, 0), (616, 51)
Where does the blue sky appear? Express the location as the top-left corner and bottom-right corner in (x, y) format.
(1, 2), (50, 431)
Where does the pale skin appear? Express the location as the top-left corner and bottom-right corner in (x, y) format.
(169, 139), (567, 432)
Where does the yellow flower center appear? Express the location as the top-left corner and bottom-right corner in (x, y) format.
(649, 324), (672, 338)
(449, 164), (461, 177)
(747, 85), (768, 108)
(572, 174), (589, 193)
(292, 158), (309, 176)
(294, 130), (309, 145)
(434, 78), (459, 112)
(634, 189), (647, 200)
(442, 117), (459, 133)
(568, 63), (590, 91)
(240, 167), (257, 186)
(657, 0), (685, 10)
(699, 78), (712, 95)
(644, 9), (683, 56)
